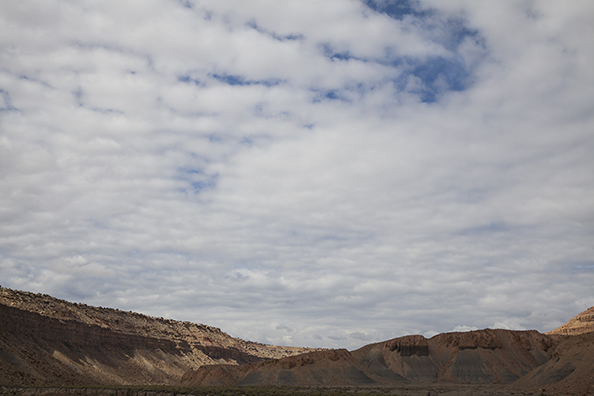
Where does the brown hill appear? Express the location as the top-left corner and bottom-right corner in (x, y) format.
(182, 329), (556, 386)
(0, 286), (318, 386)
(182, 348), (397, 387)
(354, 329), (554, 384)
(3, 286), (594, 393)
(512, 331), (594, 395)
(546, 306), (594, 336)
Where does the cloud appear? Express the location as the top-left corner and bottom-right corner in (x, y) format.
(451, 325), (478, 333)
(0, 0), (593, 349)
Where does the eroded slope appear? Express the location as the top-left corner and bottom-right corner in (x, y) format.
(0, 286), (317, 386)
(182, 329), (556, 386)
(546, 306), (594, 336)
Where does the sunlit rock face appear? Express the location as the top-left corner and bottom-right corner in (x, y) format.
(183, 329), (557, 386)
(0, 286), (318, 386)
(546, 306), (594, 336)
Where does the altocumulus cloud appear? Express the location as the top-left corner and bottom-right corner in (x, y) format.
(0, 0), (593, 349)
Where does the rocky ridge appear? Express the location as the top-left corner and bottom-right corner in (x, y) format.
(546, 306), (594, 336)
(512, 331), (594, 395)
(182, 309), (594, 393)
(0, 286), (318, 386)
(182, 329), (557, 386)
(2, 286), (594, 394)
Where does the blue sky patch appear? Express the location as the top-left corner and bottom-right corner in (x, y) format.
(411, 56), (468, 101)
(363, 0), (485, 102)
(178, 75), (201, 85)
(363, 0), (431, 20)
(178, 168), (218, 194)
(438, 18), (483, 52)
(311, 88), (349, 103)
(212, 73), (282, 87)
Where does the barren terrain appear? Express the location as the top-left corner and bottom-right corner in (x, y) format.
(0, 286), (317, 386)
(1, 286), (593, 395)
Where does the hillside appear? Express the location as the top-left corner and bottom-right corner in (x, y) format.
(0, 286), (317, 386)
(181, 308), (594, 394)
(2, 286), (594, 395)
(546, 306), (594, 336)
(512, 331), (594, 395)
(182, 329), (556, 386)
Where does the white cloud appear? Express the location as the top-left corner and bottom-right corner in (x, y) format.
(451, 325), (478, 333)
(0, 0), (593, 350)
(492, 320), (525, 331)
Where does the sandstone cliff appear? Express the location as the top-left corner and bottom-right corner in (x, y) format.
(182, 329), (557, 387)
(182, 348), (385, 387)
(3, 286), (594, 394)
(546, 306), (594, 336)
(181, 309), (594, 393)
(0, 286), (317, 386)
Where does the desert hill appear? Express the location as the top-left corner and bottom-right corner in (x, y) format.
(546, 306), (594, 336)
(181, 329), (556, 386)
(182, 348), (385, 387)
(2, 286), (594, 395)
(0, 286), (317, 386)
(512, 330), (594, 395)
(182, 309), (594, 393)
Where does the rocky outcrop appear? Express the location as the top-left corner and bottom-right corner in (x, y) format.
(355, 329), (554, 385)
(3, 286), (593, 393)
(183, 311), (594, 391)
(182, 329), (557, 387)
(546, 306), (594, 336)
(0, 286), (318, 386)
(182, 348), (389, 387)
(512, 331), (594, 395)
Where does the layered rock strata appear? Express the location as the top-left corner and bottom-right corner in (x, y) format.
(182, 329), (557, 386)
(0, 286), (317, 386)
(546, 306), (594, 336)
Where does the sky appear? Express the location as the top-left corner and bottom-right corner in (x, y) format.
(1, 0), (593, 350)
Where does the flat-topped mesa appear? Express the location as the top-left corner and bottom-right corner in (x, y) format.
(546, 306), (594, 336)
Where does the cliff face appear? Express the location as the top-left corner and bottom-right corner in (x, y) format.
(181, 348), (385, 387)
(182, 309), (594, 392)
(511, 331), (594, 395)
(3, 286), (593, 393)
(354, 329), (555, 385)
(0, 286), (317, 386)
(182, 329), (557, 387)
(546, 306), (594, 336)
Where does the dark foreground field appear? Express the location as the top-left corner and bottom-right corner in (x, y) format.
(0, 384), (546, 396)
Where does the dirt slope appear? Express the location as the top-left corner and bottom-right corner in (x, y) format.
(182, 348), (397, 387)
(182, 329), (555, 387)
(353, 329), (554, 384)
(546, 306), (594, 336)
(512, 331), (594, 395)
(183, 311), (594, 392)
(3, 286), (593, 393)
(0, 286), (317, 386)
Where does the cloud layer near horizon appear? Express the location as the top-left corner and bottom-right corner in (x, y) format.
(1, 0), (593, 349)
